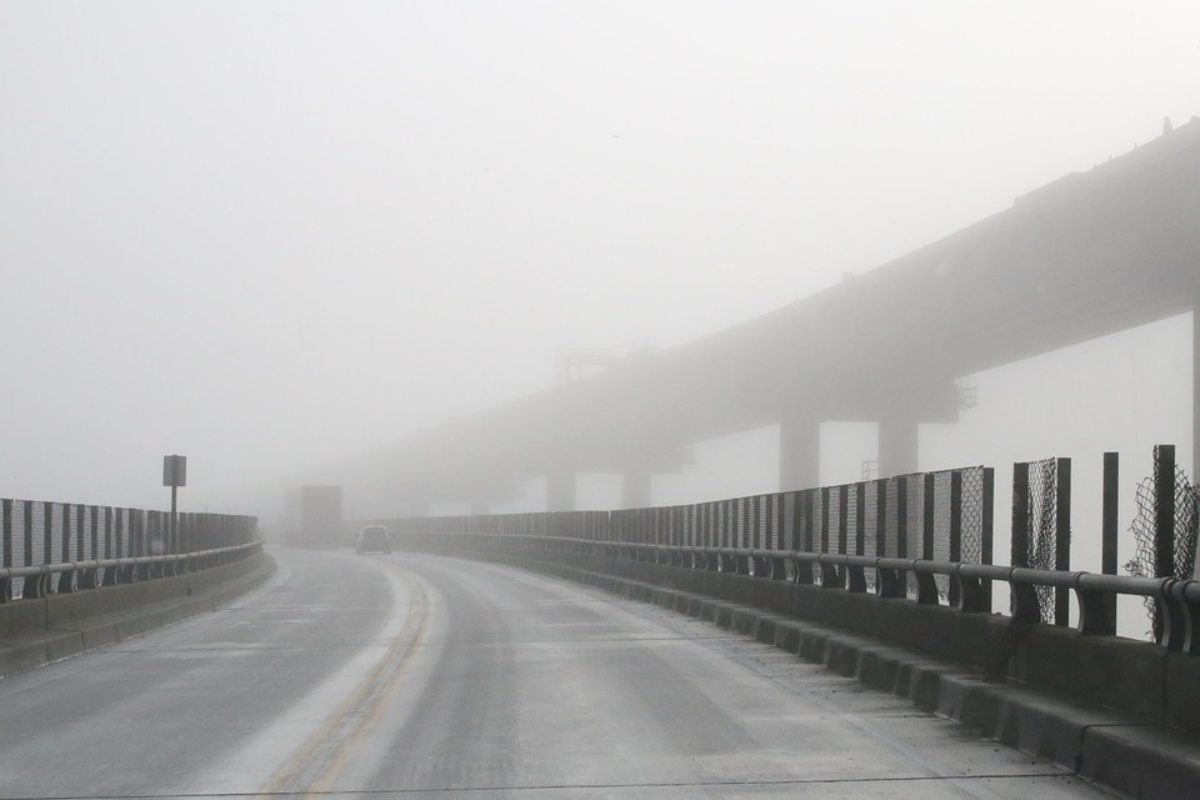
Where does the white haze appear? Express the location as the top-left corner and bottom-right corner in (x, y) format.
(1, 1), (1197, 536)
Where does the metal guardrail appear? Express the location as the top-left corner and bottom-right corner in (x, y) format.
(0, 497), (259, 602)
(393, 530), (1200, 657)
(0, 540), (263, 602)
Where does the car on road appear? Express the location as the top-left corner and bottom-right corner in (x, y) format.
(354, 525), (392, 555)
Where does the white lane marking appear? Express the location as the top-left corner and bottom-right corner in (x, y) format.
(174, 556), (413, 795)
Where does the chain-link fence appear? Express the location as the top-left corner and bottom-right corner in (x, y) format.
(1125, 445), (1198, 640)
(1013, 458), (1071, 625)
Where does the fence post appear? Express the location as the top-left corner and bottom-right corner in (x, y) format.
(949, 471), (962, 606)
(923, 473), (935, 561)
(1154, 445), (1176, 581)
(1102, 452), (1120, 631)
(981, 468), (995, 613)
(855, 482), (866, 556)
(1055, 458), (1072, 626)
(820, 487), (830, 554)
(838, 487), (849, 555)
(875, 478), (887, 558)
(1012, 463), (1030, 569)
(1, 499), (11, 574)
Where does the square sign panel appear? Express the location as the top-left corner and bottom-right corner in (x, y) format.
(163, 455), (187, 487)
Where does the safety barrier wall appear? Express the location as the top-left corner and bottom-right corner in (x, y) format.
(0, 497), (258, 602)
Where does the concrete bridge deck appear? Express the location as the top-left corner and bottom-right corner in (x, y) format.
(0, 547), (1108, 799)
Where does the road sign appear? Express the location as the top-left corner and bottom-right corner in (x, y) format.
(163, 455), (187, 488)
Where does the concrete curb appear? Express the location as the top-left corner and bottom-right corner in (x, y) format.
(432, 548), (1200, 800)
(0, 552), (276, 679)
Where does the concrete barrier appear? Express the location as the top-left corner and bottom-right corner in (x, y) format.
(0, 551), (275, 678)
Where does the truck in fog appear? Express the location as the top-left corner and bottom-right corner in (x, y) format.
(283, 485), (343, 547)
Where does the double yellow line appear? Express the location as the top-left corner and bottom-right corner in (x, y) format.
(260, 572), (431, 797)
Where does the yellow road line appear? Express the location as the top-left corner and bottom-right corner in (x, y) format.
(259, 571), (431, 796)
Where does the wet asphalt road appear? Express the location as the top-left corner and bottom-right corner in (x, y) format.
(0, 548), (1112, 799)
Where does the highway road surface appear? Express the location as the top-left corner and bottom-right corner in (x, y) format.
(0, 548), (1113, 799)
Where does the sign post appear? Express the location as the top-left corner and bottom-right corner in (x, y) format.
(163, 455), (187, 569)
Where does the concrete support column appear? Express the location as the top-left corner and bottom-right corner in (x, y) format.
(622, 469), (652, 509)
(878, 416), (920, 478)
(546, 470), (576, 512)
(780, 415), (821, 491)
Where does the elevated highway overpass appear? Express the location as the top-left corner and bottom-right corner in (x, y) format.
(340, 118), (1200, 513)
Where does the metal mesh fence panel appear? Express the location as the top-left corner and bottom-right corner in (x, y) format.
(1026, 458), (1060, 623)
(961, 467), (986, 565)
(863, 481), (879, 590)
(10, 500), (24, 597)
(827, 488), (842, 555)
(1127, 458), (1198, 638)
(884, 479), (900, 558)
(931, 472), (953, 594)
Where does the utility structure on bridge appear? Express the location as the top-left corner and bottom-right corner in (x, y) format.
(347, 119), (1200, 514)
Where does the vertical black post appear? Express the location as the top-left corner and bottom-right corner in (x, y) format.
(820, 487), (831, 554)
(1, 499), (11, 573)
(923, 473), (935, 561)
(1154, 445), (1176, 580)
(90, 506), (99, 562)
(42, 503), (52, 568)
(949, 470), (963, 606)
(1055, 458), (1072, 625)
(61, 503), (72, 562)
(75, 505), (84, 562)
(1102, 453), (1120, 628)
(981, 468), (995, 612)
(837, 487), (848, 555)
(1012, 463), (1031, 569)
(875, 478), (887, 557)
(24, 502), (33, 570)
(896, 476), (908, 559)
(855, 482), (866, 556)
(804, 491), (815, 552)
(104, 507), (113, 561)
(171, 485), (178, 559)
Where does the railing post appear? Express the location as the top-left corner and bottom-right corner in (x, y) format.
(820, 487), (830, 554)
(949, 471), (962, 606)
(1102, 452), (1120, 632)
(1055, 457), (1072, 626)
(855, 482), (866, 557)
(981, 468), (994, 612)
(1154, 445), (1178, 644)
(1012, 463), (1030, 569)
(1, 499), (11, 596)
(923, 472), (935, 561)
(1155, 445), (1177, 581)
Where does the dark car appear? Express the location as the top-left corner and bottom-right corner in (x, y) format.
(355, 525), (391, 555)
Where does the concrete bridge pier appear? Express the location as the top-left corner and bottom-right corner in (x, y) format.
(878, 414), (920, 478)
(546, 470), (576, 512)
(621, 469), (653, 509)
(779, 415), (821, 491)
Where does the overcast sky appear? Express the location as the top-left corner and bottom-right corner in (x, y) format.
(2, 1), (1197, 516)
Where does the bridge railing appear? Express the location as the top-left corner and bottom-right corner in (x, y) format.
(383, 451), (1200, 657)
(0, 498), (259, 602)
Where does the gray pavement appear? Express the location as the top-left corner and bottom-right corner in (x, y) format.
(0, 548), (1113, 799)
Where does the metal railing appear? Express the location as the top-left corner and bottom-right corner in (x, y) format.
(381, 452), (1200, 657)
(0, 497), (259, 602)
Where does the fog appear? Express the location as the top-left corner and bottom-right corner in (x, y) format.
(2, 1), (1197, 533)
